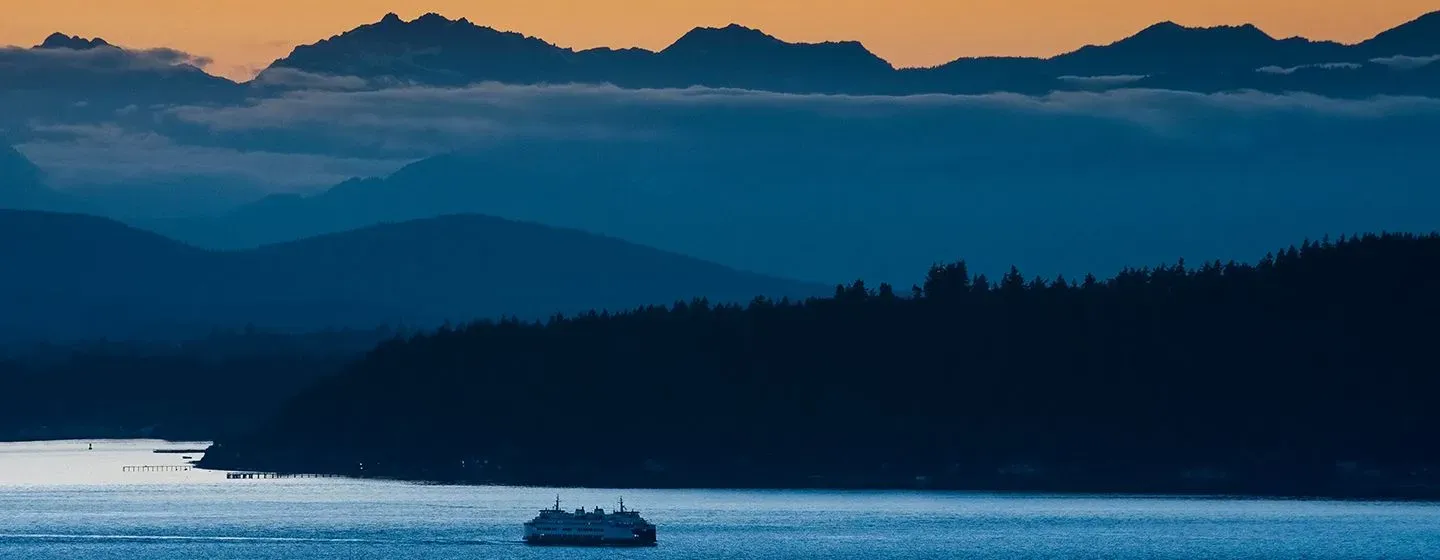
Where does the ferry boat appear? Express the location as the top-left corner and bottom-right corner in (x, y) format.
(523, 496), (658, 547)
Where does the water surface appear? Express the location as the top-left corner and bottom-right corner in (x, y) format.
(1, 440), (1437, 559)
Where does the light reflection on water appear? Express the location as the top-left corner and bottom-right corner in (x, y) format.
(1, 440), (1438, 559)
(0, 440), (215, 487)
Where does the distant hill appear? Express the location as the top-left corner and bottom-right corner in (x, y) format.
(0, 328), (399, 442)
(0, 146), (74, 212)
(0, 146), (44, 196)
(0, 210), (823, 341)
(1044, 22), (1350, 77)
(146, 98), (1440, 285)
(257, 11), (1440, 96)
(1359, 10), (1440, 58)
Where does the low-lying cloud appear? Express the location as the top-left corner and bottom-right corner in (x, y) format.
(250, 68), (371, 91)
(0, 44), (214, 73)
(155, 83), (1440, 160)
(1370, 54), (1440, 71)
(1255, 62), (1363, 75)
(21, 82), (1440, 196)
(16, 82), (1440, 282)
(1056, 75), (1147, 88)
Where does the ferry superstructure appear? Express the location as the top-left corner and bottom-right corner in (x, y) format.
(523, 496), (658, 546)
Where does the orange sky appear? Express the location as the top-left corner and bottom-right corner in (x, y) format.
(2, 0), (1436, 80)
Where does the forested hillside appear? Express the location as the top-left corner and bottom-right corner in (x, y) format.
(202, 233), (1440, 497)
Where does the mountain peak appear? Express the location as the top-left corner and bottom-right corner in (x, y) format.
(367, 12), (467, 29)
(1361, 10), (1440, 56)
(719, 23), (762, 33)
(1052, 18), (1314, 76)
(270, 12), (567, 87)
(37, 32), (113, 50)
(1129, 20), (1273, 43)
(667, 23), (782, 52)
(660, 23), (893, 75)
(1138, 21), (1185, 34)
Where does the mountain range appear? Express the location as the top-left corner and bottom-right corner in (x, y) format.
(0, 31), (241, 134)
(5, 11), (1440, 340)
(132, 100), (1440, 286)
(0, 209), (822, 341)
(259, 11), (1440, 95)
(3, 10), (1438, 106)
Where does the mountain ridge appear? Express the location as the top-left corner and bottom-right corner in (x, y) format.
(11, 10), (1440, 98)
(251, 10), (1440, 95)
(0, 146), (76, 212)
(36, 33), (114, 50)
(0, 209), (825, 342)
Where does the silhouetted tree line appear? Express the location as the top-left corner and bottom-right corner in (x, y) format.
(203, 233), (1440, 497)
(0, 327), (398, 441)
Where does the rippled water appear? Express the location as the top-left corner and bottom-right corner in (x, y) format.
(1, 440), (1438, 559)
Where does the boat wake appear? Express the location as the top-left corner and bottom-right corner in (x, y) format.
(0, 533), (522, 546)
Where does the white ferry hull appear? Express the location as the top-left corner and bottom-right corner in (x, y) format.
(523, 524), (657, 547)
(522, 535), (658, 547)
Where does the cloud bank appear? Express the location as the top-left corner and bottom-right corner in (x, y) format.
(0, 44), (214, 73)
(1056, 75), (1148, 88)
(18, 124), (409, 191)
(1255, 62), (1363, 75)
(249, 68), (371, 91)
(17, 82), (1440, 282)
(1370, 54), (1440, 70)
(154, 83), (1440, 160)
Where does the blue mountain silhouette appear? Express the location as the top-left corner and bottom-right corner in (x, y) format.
(1360, 10), (1440, 57)
(6, 10), (1439, 105)
(0, 209), (823, 341)
(257, 10), (1440, 95)
(0, 32), (242, 140)
(0, 146), (75, 212)
(36, 33), (114, 50)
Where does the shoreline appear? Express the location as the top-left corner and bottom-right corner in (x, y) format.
(200, 469), (1440, 503)
(193, 458), (1440, 503)
(0, 436), (213, 445)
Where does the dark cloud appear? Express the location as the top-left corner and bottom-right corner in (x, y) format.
(0, 43), (213, 73)
(249, 68), (370, 91)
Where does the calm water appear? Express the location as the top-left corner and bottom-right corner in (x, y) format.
(1, 441), (1438, 559)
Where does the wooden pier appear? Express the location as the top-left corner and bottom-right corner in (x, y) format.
(122, 465), (193, 472)
(119, 465), (341, 479)
(225, 471), (343, 480)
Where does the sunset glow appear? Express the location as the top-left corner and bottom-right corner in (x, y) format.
(1, 0), (1435, 80)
